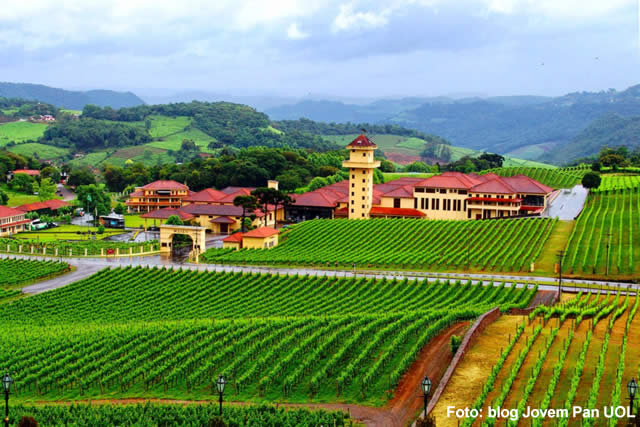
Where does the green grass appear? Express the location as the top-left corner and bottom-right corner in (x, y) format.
(382, 172), (434, 182)
(146, 128), (216, 152)
(148, 115), (192, 138)
(0, 184), (62, 207)
(265, 125), (283, 134)
(124, 214), (153, 228)
(15, 225), (124, 242)
(68, 151), (110, 168)
(7, 142), (69, 159)
(60, 109), (82, 115)
(0, 121), (48, 146)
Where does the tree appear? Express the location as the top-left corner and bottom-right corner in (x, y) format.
(67, 167), (96, 187)
(271, 190), (293, 226)
(233, 195), (258, 232)
(76, 184), (111, 226)
(114, 203), (126, 215)
(379, 160), (395, 173)
(591, 161), (601, 171)
(582, 171), (601, 190)
(10, 173), (34, 193)
(32, 177), (57, 201)
(104, 165), (126, 192)
(0, 190), (8, 205)
(251, 187), (279, 226)
(166, 215), (184, 226)
(40, 166), (61, 183)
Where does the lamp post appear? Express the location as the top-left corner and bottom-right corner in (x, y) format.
(629, 378), (637, 425)
(2, 372), (12, 427)
(216, 374), (226, 416)
(421, 376), (432, 418)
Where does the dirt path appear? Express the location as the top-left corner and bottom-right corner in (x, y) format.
(33, 321), (469, 427)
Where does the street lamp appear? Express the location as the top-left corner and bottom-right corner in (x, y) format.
(2, 372), (12, 427)
(421, 376), (432, 418)
(216, 375), (226, 416)
(629, 378), (638, 423)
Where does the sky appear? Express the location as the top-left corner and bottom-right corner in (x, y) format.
(0, 0), (639, 98)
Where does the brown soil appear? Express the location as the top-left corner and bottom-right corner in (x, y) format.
(528, 290), (557, 308)
(35, 321), (470, 427)
(385, 152), (422, 165)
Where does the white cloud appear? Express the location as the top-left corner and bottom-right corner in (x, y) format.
(485, 0), (634, 19)
(287, 23), (310, 39)
(332, 4), (391, 32)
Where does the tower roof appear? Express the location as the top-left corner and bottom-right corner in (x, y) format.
(346, 134), (377, 148)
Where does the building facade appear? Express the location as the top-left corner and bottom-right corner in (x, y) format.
(342, 135), (380, 219)
(0, 206), (30, 236)
(126, 180), (191, 213)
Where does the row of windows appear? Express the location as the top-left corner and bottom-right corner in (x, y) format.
(415, 188), (468, 195)
(414, 198), (467, 212)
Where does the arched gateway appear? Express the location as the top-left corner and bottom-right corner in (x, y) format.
(159, 224), (207, 261)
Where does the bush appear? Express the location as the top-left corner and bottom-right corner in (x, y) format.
(450, 335), (462, 354)
(97, 225), (105, 234)
(581, 171), (601, 190)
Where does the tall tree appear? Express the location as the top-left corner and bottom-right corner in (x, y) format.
(251, 187), (278, 227)
(233, 195), (258, 232)
(32, 178), (57, 201)
(271, 190), (293, 226)
(76, 184), (111, 226)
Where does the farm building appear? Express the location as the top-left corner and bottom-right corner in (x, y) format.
(0, 206), (30, 236)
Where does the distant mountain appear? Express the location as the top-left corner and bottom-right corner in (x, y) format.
(542, 113), (640, 162)
(266, 86), (640, 164)
(0, 82), (145, 110)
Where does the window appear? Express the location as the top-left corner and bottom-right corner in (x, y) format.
(361, 213), (365, 217)
(425, 188), (436, 193)
(416, 188), (425, 193)
(351, 149), (355, 153)
(362, 204), (365, 209)
(351, 208), (354, 213)
(351, 200), (354, 205)
(362, 179), (365, 183)
(414, 199), (418, 209)
(459, 190), (467, 195)
(439, 189), (447, 194)
(352, 183), (355, 188)
(362, 196), (365, 200)
(351, 192), (354, 196)
(363, 153), (366, 157)
(394, 198), (401, 208)
(362, 187), (365, 192)
(352, 175), (355, 179)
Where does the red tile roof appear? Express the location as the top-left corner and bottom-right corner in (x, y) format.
(15, 199), (71, 212)
(346, 134), (377, 148)
(0, 205), (26, 218)
(13, 169), (40, 176)
(469, 178), (515, 194)
(502, 175), (553, 194)
(180, 203), (265, 217)
(183, 188), (227, 203)
(210, 216), (236, 224)
(141, 180), (189, 191)
(243, 226), (279, 238)
(416, 172), (482, 190)
(335, 207), (426, 217)
(220, 186), (255, 195)
(140, 208), (195, 221)
(223, 232), (244, 243)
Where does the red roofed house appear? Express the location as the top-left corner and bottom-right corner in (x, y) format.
(15, 199), (71, 214)
(242, 226), (279, 249)
(126, 180), (192, 213)
(8, 169), (40, 182)
(222, 232), (244, 250)
(0, 206), (30, 236)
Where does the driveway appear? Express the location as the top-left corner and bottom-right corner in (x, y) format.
(57, 184), (75, 201)
(543, 185), (588, 220)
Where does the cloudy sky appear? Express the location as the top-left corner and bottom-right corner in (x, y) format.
(1, 0), (638, 98)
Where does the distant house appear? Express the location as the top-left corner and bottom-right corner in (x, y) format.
(125, 180), (192, 213)
(7, 169), (41, 183)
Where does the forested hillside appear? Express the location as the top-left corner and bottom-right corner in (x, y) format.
(267, 85), (640, 164)
(0, 82), (144, 110)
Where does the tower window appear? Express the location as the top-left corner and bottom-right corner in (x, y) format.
(352, 175), (355, 179)
(362, 205), (365, 209)
(351, 192), (354, 196)
(363, 153), (366, 157)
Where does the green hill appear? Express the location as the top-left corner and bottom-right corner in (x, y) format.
(0, 82), (144, 110)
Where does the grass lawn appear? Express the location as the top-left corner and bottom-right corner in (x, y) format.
(15, 225), (123, 241)
(124, 214), (152, 228)
(382, 172), (434, 182)
(535, 220), (574, 275)
(0, 121), (48, 146)
(146, 128), (216, 152)
(148, 115), (192, 138)
(7, 142), (69, 160)
(69, 151), (110, 168)
(0, 184), (63, 207)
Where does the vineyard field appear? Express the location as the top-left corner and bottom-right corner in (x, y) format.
(201, 217), (558, 273)
(9, 403), (351, 426)
(0, 238), (159, 257)
(592, 174), (640, 193)
(0, 267), (535, 405)
(433, 291), (640, 426)
(481, 167), (588, 189)
(0, 258), (69, 287)
(563, 189), (640, 278)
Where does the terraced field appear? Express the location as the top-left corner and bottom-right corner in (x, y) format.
(481, 167), (589, 189)
(201, 217), (558, 273)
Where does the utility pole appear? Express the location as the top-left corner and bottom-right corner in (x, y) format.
(606, 232), (612, 276)
(557, 250), (565, 295)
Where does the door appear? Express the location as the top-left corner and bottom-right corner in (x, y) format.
(220, 223), (229, 234)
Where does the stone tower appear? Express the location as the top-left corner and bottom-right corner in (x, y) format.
(342, 134), (380, 219)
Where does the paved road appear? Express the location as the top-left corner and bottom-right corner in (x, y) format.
(56, 184), (75, 201)
(543, 185), (588, 220)
(9, 253), (637, 295)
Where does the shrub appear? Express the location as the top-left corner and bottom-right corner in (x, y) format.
(450, 334), (462, 354)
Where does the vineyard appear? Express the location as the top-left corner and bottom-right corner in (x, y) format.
(9, 403), (352, 426)
(592, 174), (640, 193)
(201, 217), (558, 272)
(0, 238), (159, 257)
(480, 166), (588, 189)
(0, 258), (69, 287)
(433, 290), (640, 426)
(563, 189), (640, 278)
(0, 267), (535, 405)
